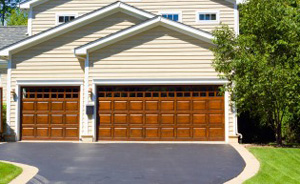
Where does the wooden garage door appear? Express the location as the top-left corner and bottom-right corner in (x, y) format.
(21, 87), (80, 140)
(97, 86), (224, 141)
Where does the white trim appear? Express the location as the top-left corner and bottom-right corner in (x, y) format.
(55, 12), (79, 25)
(84, 54), (89, 135)
(15, 80), (84, 141)
(1, 2), (155, 57)
(158, 10), (183, 22)
(6, 56), (11, 135)
(92, 83), (97, 141)
(20, 0), (49, 9)
(234, 3), (239, 35)
(195, 10), (220, 24)
(225, 91), (229, 143)
(92, 78), (227, 85)
(27, 8), (33, 36)
(75, 16), (214, 56)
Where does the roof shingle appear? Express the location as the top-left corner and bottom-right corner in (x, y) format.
(0, 26), (27, 49)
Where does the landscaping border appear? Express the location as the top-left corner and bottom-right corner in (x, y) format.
(225, 143), (260, 184)
(0, 160), (38, 184)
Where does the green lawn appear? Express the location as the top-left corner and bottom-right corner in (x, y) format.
(244, 147), (300, 184)
(0, 162), (22, 184)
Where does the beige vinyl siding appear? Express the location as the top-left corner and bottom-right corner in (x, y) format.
(31, 0), (234, 35)
(0, 68), (7, 103)
(9, 12), (142, 133)
(89, 26), (235, 135)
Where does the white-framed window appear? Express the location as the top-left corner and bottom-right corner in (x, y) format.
(196, 11), (220, 23)
(159, 11), (182, 22)
(56, 13), (78, 25)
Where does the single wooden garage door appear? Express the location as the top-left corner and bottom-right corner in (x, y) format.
(97, 86), (224, 141)
(21, 87), (80, 140)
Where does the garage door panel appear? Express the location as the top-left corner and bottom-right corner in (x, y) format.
(97, 86), (224, 141)
(21, 87), (80, 140)
(22, 102), (35, 110)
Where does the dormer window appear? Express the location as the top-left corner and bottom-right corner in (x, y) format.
(159, 11), (182, 22)
(56, 13), (78, 25)
(196, 11), (220, 23)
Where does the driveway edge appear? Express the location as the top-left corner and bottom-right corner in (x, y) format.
(224, 143), (260, 184)
(0, 160), (39, 184)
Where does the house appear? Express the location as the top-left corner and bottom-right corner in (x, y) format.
(0, 0), (240, 143)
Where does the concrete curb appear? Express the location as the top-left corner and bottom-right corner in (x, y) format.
(224, 143), (260, 184)
(0, 160), (39, 184)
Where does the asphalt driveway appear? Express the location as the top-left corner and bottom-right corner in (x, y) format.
(0, 143), (245, 184)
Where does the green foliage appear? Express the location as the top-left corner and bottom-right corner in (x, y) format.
(0, 0), (23, 25)
(212, 0), (300, 144)
(244, 147), (300, 184)
(5, 8), (27, 26)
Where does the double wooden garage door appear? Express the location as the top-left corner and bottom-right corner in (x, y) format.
(21, 87), (80, 140)
(98, 86), (225, 141)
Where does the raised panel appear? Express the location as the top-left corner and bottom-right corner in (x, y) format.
(36, 114), (48, 124)
(114, 128), (127, 137)
(177, 128), (191, 138)
(99, 128), (112, 137)
(99, 114), (111, 124)
(22, 128), (34, 136)
(66, 114), (78, 124)
(22, 114), (34, 124)
(65, 128), (78, 137)
(36, 128), (48, 137)
(145, 114), (159, 124)
(51, 102), (64, 111)
(129, 114), (143, 124)
(66, 102), (78, 111)
(145, 101), (158, 110)
(51, 114), (63, 124)
(161, 101), (174, 110)
(208, 100), (222, 110)
(194, 128), (206, 138)
(51, 128), (63, 137)
(130, 128), (143, 138)
(193, 114), (206, 124)
(99, 101), (111, 110)
(161, 128), (175, 138)
(22, 102), (34, 110)
(114, 114), (127, 124)
(161, 114), (174, 124)
(37, 102), (49, 111)
(209, 128), (224, 138)
(129, 101), (143, 110)
(114, 101), (127, 110)
(177, 101), (190, 110)
(145, 128), (159, 138)
(209, 114), (223, 124)
(193, 101), (206, 110)
(177, 114), (190, 124)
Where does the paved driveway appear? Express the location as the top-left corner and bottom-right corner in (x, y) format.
(0, 143), (245, 184)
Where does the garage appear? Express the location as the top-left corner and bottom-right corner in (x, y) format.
(21, 87), (80, 140)
(97, 86), (225, 141)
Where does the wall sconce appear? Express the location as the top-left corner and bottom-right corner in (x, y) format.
(11, 89), (16, 99)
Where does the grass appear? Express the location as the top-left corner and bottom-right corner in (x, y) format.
(244, 147), (300, 184)
(0, 162), (22, 184)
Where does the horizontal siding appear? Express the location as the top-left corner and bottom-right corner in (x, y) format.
(0, 68), (7, 103)
(9, 12), (141, 132)
(32, 0), (234, 34)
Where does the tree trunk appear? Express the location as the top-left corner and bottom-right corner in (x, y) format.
(276, 122), (282, 145)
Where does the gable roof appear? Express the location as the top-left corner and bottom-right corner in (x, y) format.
(74, 16), (214, 56)
(0, 1), (154, 57)
(0, 26), (27, 49)
(20, 0), (240, 9)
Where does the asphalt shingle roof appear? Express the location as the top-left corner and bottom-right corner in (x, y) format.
(0, 26), (27, 49)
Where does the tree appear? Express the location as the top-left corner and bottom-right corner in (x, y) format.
(211, 0), (300, 145)
(0, 0), (23, 25)
(5, 8), (27, 25)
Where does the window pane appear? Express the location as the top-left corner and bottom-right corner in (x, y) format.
(65, 16), (70, 22)
(59, 16), (64, 23)
(199, 14), (205, 20)
(70, 16), (75, 21)
(211, 14), (216, 20)
(173, 14), (179, 21)
(162, 14), (167, 18)
(167, 14), (173, 20)
(205, 14), (210, 20)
